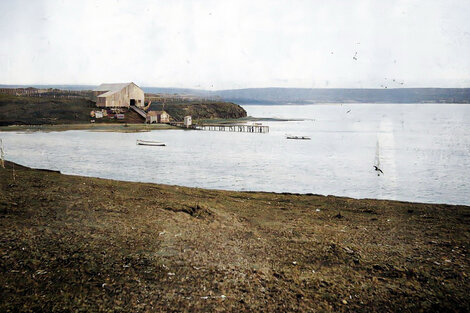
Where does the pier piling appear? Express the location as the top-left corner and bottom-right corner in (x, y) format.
(193, 124), (269, 133)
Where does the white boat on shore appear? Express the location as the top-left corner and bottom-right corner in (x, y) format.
(136, 139), (166, 146)
(286, 135), (311, 140)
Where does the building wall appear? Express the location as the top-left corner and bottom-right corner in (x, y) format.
(97, 97), (106, 106)
(160, 112), (170, 123)
(148, 115), (158, 123)
(184, 116), (192, 127)
(96, 83), (145, 108)
(128, 83), (145, 107)
(147, 111), (170, 123)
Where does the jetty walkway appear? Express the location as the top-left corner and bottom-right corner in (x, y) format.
(169, 122), (269, 133)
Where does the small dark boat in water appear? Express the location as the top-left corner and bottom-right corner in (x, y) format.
(286, 135), (311, 140)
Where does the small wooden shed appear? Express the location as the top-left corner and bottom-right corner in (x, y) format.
(147, 111), (170, 123)
(184, 116), (192, 128)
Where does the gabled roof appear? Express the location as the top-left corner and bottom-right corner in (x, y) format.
(94, 82), (134, 92)
(97, 90), (119, 97)
(148, 110), (168, 116)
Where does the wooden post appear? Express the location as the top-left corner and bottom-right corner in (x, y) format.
(0, 139), (4, 169)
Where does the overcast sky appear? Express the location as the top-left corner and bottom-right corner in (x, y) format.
(1, 0), (469, 89)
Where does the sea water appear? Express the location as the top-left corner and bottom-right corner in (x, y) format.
(1, 103), (469, 205)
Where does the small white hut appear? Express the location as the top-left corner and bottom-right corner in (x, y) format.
(147, 111), (170, 123)
(184, 116), (192, 128)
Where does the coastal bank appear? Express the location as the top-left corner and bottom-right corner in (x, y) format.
(0, 88), (247, 127)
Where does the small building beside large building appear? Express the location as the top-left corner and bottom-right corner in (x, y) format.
(147, 111), (170, 124)
(93, 82), (144, 108)
(184, 116), (192, 128)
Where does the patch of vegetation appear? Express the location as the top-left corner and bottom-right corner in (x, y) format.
(149, 101), (247, 121)
(0, 93), (247, 125)
(0, 94), (95, 126)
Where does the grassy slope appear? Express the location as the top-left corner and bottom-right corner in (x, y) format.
(0, 94), (96, 125)
(148, 101), (247, 121)
(0, 94), (153, 125)
(1, 161), (469, 312)
(0, 94), (247, 125)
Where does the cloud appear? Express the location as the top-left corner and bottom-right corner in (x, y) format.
(0, 0), (469, 88)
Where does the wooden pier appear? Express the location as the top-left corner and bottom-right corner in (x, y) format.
(193, 124), (269, 133)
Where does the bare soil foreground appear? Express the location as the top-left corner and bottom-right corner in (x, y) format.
(1, 161), (469, 312)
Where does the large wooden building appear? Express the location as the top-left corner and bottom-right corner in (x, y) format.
(93, 82), (144, 108)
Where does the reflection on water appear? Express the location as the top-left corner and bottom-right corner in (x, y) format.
(1, 103), (469, 205)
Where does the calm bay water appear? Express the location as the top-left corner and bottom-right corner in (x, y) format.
(1, 103), (469, 205)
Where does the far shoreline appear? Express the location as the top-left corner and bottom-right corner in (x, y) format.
(0, 123), (178, 133)
(0, 117), (302, 132)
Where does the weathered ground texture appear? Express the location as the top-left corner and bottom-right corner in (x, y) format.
(1, 161), (469, 312)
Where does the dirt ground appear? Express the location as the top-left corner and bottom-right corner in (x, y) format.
(0, 161), (469, 312)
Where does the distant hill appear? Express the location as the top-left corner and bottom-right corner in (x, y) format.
(214, 88), (470, 104)
(142, 87), (212, 96)
(1, 85), (469, 104)
(0, 85), (212, 96)
(0, 84), (96, 91)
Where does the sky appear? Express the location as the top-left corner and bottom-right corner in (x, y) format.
(0, 0), (469, 89)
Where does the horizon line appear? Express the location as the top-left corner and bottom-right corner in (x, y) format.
(1, 84), (470, 91)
